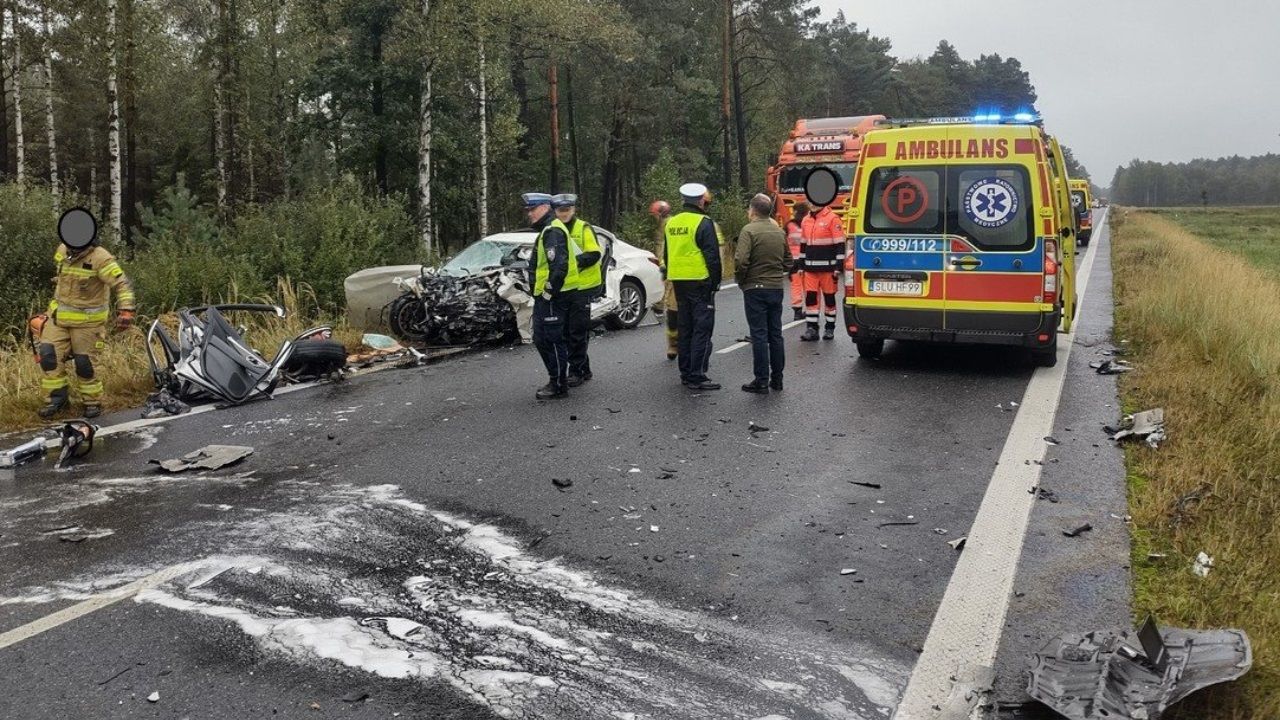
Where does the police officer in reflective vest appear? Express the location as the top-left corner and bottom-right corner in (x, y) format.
(663, 183), (723, 391)
(524, 192), (579, 399)
(37, 208), (136, 419)
(552, 193), (601, 386)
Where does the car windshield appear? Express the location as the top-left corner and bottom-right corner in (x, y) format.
(779, 163), (855, 195)
(441, 240), (524, 277)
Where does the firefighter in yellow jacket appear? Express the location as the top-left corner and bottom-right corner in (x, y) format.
(37, 208), (136, 419)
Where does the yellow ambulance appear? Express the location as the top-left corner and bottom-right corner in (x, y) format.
(841, 115), (1077, 366)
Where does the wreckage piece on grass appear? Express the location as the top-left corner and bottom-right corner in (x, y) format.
(145, 304), (345, 406)
(1089, 359), (1134, 375)
(1026, 617), (1252, 720)
(387, 269), (523, 346)
(150, 445), (254, 473)
(1109, 408), (1166, 449)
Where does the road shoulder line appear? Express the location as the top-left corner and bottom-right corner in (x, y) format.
(892, 212), (1107, 718)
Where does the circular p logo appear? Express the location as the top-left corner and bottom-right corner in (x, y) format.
(880, 176), (929, 224)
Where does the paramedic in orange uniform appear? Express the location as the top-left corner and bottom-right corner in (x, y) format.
(784, 204), (808, 321)
(798, 200), (845, 340)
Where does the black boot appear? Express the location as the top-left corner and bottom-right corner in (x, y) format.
(770, 377), (783, 391)
(535, 382), (568, 400)
(38, 392), (69, 420)
(741, 380), (769, 394)
(823, 324), (835, 340)
(800, 325), (819, 342)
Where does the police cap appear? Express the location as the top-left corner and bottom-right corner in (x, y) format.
(550, 193), (578, 209)
(679, 183), (708, 204)
(521, 192), (553, 208)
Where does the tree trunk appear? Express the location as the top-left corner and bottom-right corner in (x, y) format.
(106, 0), (121, 243)
(42, 3), (57, 206)
(0, 3), (8, 181)
(731, 59), (749, 188)
(477, 38), (488, 237)
(213, 0), (227, 211)
(719, 0), (731, 189)
(548, 62), (559, 194)
(599, 101), (625, 229)
(509, 36), (529, 162)
(269, 0), (287, 200)
(10, 0), (25, 191)
(416, 0), (433, 257)
(372, 25), (387, 196)
(123, 0), (137, 243)
(566, 65), (581, 197)
(225, 0), (237, 201)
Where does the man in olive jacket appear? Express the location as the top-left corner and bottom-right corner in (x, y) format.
(734, 193), (792, 393)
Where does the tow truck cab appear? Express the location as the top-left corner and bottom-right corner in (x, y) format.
(841, 116), (1077, 367)
(766, 115), (885, 225)
(1069, 178), (1094, 246)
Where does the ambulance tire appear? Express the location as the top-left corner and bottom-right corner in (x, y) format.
(856, 339), (884, 360)
(1079, 230), (1091, 247)
(1031, 334), (1059, 368)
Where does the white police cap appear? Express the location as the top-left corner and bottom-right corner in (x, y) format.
(679, 183), (708, 201)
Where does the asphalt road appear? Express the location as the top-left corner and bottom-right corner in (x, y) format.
(0, 219), (1128, 720)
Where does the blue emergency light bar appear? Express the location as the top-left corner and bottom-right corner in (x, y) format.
(876, 111), (1042, 128)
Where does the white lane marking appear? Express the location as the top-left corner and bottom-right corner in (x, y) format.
(39, 347), (470, 449)
(0, 564), (190, 650)
(892, 211), (1108, 719)
(715, 319), (806, 354)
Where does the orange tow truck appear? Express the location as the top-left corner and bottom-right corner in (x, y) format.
(766, 115), (886, 224)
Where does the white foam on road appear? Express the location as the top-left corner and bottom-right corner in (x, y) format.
(892, 211), (1110, 718)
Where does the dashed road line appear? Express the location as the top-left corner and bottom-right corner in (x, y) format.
(892, 211), (1108, 719)
(0, 564), (191, 650)
(715, 319), (807, 354)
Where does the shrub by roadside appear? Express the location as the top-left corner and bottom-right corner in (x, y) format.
(1113, 209), (1280, 718)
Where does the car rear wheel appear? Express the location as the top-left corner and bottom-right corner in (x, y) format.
(606, 278), (646, 330)
(856, 339), (884, 360)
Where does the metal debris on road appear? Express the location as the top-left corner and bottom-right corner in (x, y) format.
(649, 525), (659, 533)
(150, 445), (254, 473)
(840, 568), (857, 575)
(1027, 618), (1252, 719)
(1193, 551), (1215, 578)
(747, 421), (770, 434)
(1090, 359), (1134, 375)
(947, 536), (967, 551)
(1044, 435), (1061, 445)
(877, 520), (919, 528)
(1063, 523), (1093, 538)
(141, 388), (192, 419)
(1109, 408), (1166, 448)
(147, 691), (160, 703)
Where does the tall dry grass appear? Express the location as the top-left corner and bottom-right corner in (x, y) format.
(0, 279), (361, 434)
(1113, 209), (1280, 718)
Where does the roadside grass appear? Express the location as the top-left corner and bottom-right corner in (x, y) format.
(1147, 206), (1280, 278)
(1112, 209), (1280, 719)
(0, 280), (361, 435)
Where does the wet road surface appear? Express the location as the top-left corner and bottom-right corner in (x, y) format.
(0, 222), (1127, 719)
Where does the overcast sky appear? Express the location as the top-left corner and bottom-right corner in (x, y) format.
(813, 1), (1280, 186)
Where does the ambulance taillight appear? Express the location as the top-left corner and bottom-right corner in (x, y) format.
(1043, 239), (1058, 304)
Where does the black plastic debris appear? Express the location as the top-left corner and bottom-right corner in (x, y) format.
(150, 445), (254, 473)
(1110, 408), (1166, 448)
(141, 388), (192, 419)
(1063, 523), (1093, 538)
(1089, 359), (1134, 375)
(849, 481), (882, 489)
(1027, 618), (1252, 719)
(551, 478), (573, 490)
(1033, 487), (1060, 503)
(747, 421), (769, 434)
(1044, 436), (1062, 446)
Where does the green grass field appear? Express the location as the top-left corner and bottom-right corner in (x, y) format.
(1149, 206), (1280, 277)
(1112, 209), (1280, 719)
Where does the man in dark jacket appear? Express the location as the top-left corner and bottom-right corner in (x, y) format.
(663, 182), (723, 391)
(735, 193), (792, 393)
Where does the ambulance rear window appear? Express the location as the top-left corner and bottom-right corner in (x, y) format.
(952, 167), (1033, 251)
(865, 168), (943, 233)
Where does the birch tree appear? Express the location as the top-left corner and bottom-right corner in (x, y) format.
(477, 35), (488, 237)
(42, 2), (56, 206)
(9, 0), (25, 190)
(416, 0), (433, 257)
(106, 0), (121, 242)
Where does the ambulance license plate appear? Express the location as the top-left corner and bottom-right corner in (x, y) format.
(868, 280), (924, 296)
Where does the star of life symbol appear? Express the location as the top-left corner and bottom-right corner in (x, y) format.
(964, 178), (1019, 228)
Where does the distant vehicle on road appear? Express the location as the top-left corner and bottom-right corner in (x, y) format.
(1069, 178), (1094, 246)
(841, 113), (1078, 367)
(765, 115), (885, 225)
